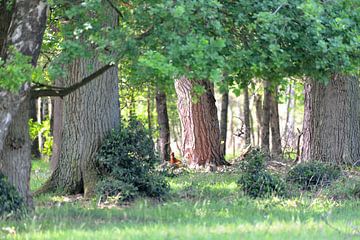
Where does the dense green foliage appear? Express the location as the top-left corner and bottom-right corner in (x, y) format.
(96, 120), (169, 203)
(0, 173), (25, 219)
(238, 149), (286, 198)
(287, 161), (341, 189)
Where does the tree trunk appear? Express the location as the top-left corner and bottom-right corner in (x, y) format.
(0, 0), (47, 206)
(261, 81), (271, 152)
(254, 94), (262, 146)
(219, 90), (229, 156)
(174, 77), (229, 166)
(50, 97), (63, 171)
(283, 81), (296, 148)
(243, 86), (251, 146)
(270, 88), (282, 155)
(43, 59), (120, 197)
(301, 75), (360, 165)
(30, 98), (41, 158)
(147, 87), (153, 137)
(155, 90), (171, 162)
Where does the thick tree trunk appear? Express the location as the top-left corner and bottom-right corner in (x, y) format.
(155, 90), (171, 162)
(43, 59), (120, 197)
(301, 75), (360, 165)
(0, 0), (47, 205)
(175, 77), (229, 166)
(220, 90), (229, 156)
(270, 88), (282, 155)
(260, 81), (271, 152)
(254, 94), (262, 146)
(243, 86), (251, 146)
(50, 97), (63, 171)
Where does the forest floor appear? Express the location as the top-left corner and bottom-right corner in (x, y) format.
(1, 160), (360, 240)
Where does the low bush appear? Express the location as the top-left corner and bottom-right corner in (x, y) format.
(0, 173), (25, 219)
(323, 174), (360, 200)
(238, 149), (286, 198)
(286, 161), (341, 190)
(96, 120), (169, 203)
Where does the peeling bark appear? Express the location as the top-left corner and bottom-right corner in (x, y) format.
(175, 77), (229, 166)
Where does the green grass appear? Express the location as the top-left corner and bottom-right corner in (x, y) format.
(0, 161), (359, 239)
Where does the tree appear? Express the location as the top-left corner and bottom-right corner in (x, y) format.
(270, 87), (282, 155)
(155, 90), (171, 162)
(175, 77), (229, 166)
(260, 81), (271, 152)
(219, 89), (229, 156)
(0, 0), (47, 205)
(301, 75), (360, 165)
(243, 86), (251, 146)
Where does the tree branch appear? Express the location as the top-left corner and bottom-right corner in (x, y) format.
(105, 0), (123, 18)
(30, 63), (113, 98)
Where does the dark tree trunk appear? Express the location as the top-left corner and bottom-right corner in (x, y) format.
(260, 81), (271, 152)
(254, 94), (262, 146)
(243, 86), (251, 146)
(147, 87), (153, 137)
(30, 98), (41, 158)
(270, 88), (282, 155)
(155, 90), (171, 162)
(220, 90), (229, 156)
(0, 0), (47, 206)
(301, 75), (360, 165)
(175, 77), (229, 166)
(43, 59), (120, 197)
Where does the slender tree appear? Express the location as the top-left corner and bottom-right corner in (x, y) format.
(219, 90), (229, 156)
(270, 88), (282, 155)
(243, 86), (251, 146)
(260, 81), (271, 152)
(155, 90), (171, 162)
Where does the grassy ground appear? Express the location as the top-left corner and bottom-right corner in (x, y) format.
(1, 160), (359, 239)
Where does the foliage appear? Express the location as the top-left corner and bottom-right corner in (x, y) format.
(96, 119), (169, 203)
(0, 51), (44, 92)
(29, 117), (53, 156)
(287, 161), (341, 190)
(238, 149), (286, 198)
(324, 174), (360, 200)
(0, 173), (25, 219)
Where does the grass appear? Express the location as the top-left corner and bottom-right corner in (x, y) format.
(0, 160), (359, 239)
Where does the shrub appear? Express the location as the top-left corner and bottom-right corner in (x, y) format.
(323, 175), (360, 200)
(238, 149), (286, 198)
(96, 120), (169, 204)
(0, 173), (25, 219)
(286, 161), (341, 189)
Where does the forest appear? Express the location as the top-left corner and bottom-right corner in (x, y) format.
(0, 0), (359, 239)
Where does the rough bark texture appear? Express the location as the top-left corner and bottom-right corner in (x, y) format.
(44, 59), (120, 196)
(50, 96), (63, 171)
(0, 0), (47, 205)
(260, 81), (271, 152)
(219, 90), (229, 156)
(175, 77), (229, 166)
(270, 88), (282, 155)
(301, 75), (360, 165)
(155, 90), (171, 162)
(243, 86), (251, 146)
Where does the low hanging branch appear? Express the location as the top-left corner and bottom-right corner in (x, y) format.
(30, 63), (113, 98)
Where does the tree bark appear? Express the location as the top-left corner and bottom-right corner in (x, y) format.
(283, 81), (296, 148)
(174, 77), (229, 166)
(260, 81), (271, 152)
(254, 93), (262, 146)
(30, 98), (41, 158)
(301, 75), (360, 165)
(219, 90), (229, 156)
(243, 86), (251, 146)
(270, 88), (282, 155)
(0, 0), (47, 206)
(155, 90), (171, 162)
(43, 59), (120, 197)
